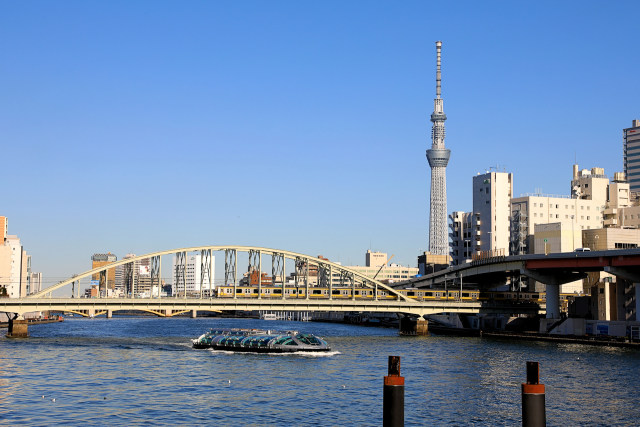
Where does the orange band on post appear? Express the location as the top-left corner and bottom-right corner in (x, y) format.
(384, 376), (405, 386)
(522, 383), (545, 394)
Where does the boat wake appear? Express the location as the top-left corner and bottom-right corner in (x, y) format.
(208, 349), (341, 357)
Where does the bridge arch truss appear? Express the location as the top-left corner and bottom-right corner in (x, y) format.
(31, 245), (411, 303)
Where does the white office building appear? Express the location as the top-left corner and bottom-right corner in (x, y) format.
(172, 253), (214, 296)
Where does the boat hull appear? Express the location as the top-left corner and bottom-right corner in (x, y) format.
(210, 344), (331, 353)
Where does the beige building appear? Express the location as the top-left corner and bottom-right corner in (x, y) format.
(350, 251), (418, 284)
(365, 250), (387, 268)
(582, 228), (640, 321)
(0, 216), (7, 241)
(287, 251), (419, 286)
(533, 223), (584, 293)
(511, 165), (608, 255)
(582, 227), (640, 250)
(91, 252), (117, 290)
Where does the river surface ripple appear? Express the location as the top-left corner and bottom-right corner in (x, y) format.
(1, 317), (639, 426)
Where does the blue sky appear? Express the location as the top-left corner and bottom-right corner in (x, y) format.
(2, 1), (638, 287)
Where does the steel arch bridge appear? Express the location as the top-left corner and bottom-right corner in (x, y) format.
(0, 246), (539, 321)
(31, 245), (409, 301)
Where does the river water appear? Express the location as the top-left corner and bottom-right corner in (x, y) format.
(1, 317), (639, 426)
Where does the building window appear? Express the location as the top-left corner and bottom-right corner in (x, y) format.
(534, 203), (537, 207)
(540, 203), (544, 207)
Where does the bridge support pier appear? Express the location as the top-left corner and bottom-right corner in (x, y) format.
(164, 309), (172, 317)
(399, 316), (428, 336)
(107, 310), (113, 319)
(6, 316), (29, 338)
(545, 285), (560, 319)
(191, 310), (197, 319)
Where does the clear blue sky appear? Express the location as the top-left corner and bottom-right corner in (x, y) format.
(2, 1), (638, 287)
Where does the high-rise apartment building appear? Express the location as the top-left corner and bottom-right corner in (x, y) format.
(449, 212), (476, 265)
(623, 119), (640, 194)
(0, 216), (41, 298)
(0, 235), (28, 297)
(473, 171), (513, 254)
(449, 171), (512, 264)
(427, 41), (451, 256)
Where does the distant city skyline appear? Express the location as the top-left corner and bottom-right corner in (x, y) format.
(1, 2), (637, 289)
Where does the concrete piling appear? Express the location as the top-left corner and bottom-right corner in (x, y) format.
(383, 356), (404, 427)
(6, 316), (29, 338)
(522, 361), (546, 427)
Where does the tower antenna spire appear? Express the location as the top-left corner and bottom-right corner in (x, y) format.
(436, 40), (442, 99)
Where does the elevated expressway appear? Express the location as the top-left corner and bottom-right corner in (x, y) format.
(0, 246), (538, 324)
(395, 249), (640, 318)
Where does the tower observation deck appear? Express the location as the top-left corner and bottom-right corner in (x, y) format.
(427, 41), (450, 256)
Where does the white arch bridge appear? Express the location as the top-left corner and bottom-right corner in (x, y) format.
(1, 245), (535, 320)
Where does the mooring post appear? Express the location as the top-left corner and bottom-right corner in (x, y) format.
(522, 361), (546, 427)
(383, 356), (404, 427)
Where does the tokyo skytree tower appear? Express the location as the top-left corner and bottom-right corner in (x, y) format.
(426, 41), (450, 256)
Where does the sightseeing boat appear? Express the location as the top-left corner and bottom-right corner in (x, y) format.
(192, 328), (331, 353)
